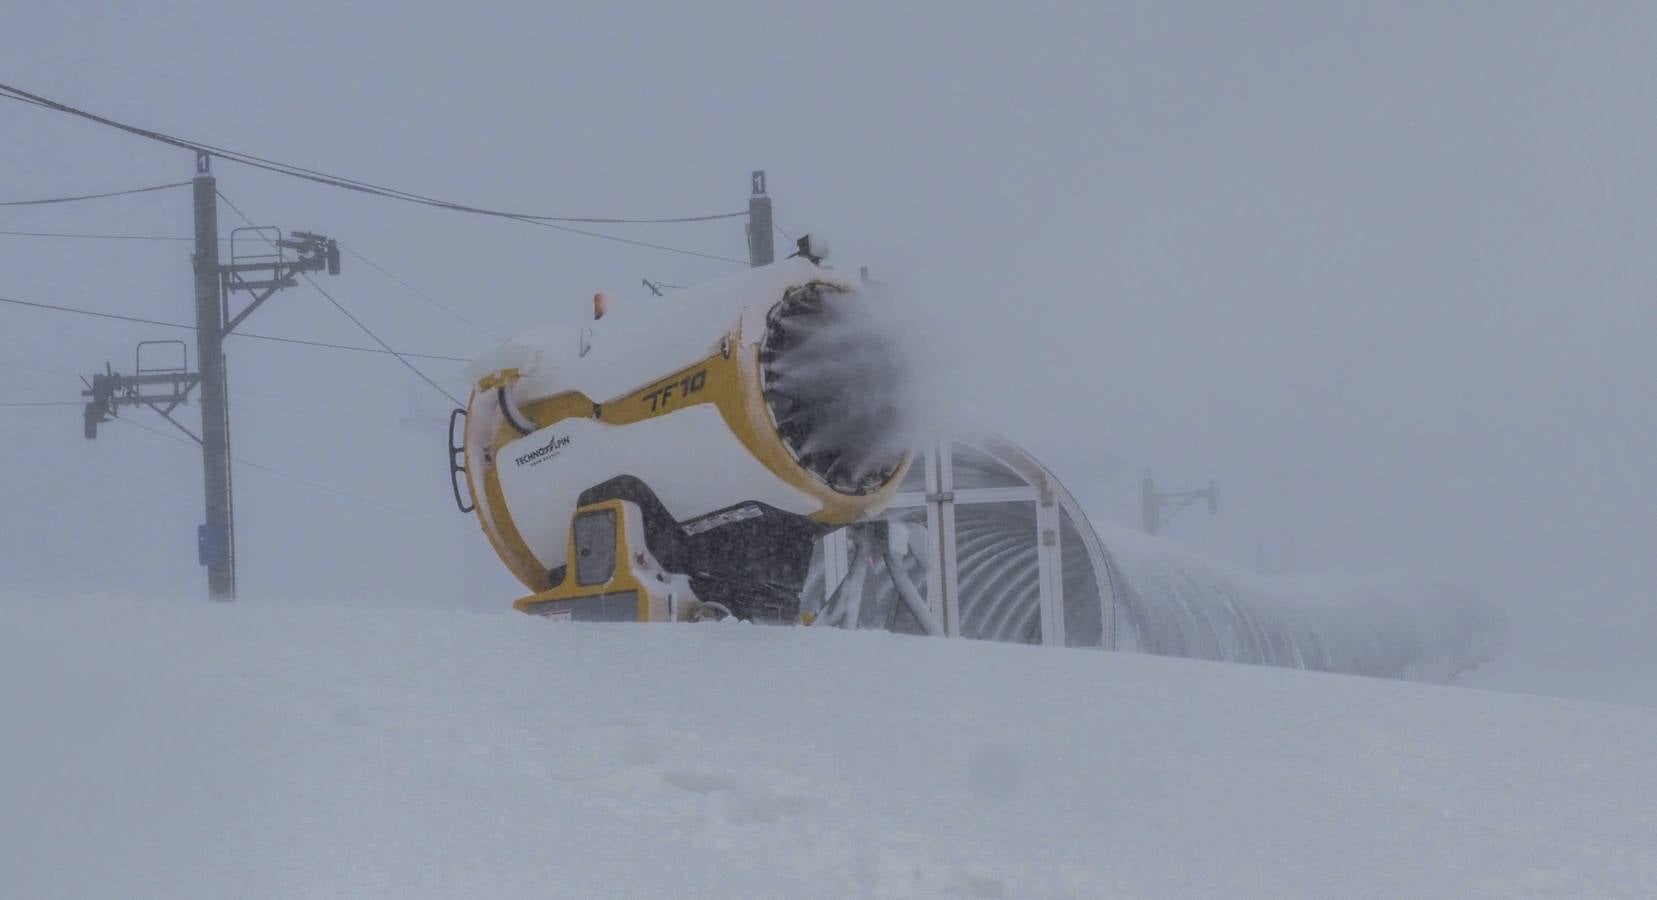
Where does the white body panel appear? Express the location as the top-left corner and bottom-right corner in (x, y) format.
(495, 405), (819, 570)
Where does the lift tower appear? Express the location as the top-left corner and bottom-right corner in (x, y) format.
(192, 153), (234, 599)
(81, 153), (341, 601)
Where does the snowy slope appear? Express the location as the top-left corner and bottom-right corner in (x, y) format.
(2, 595), (1654, 899)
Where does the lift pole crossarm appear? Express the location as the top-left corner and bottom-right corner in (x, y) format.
(81, 373), (202, 406)
(137, 373), (200, 390)
(223, 257), (329, 334)
(218, 258), (326, 275)
(223, 281), (281, 335)
(77, 372), (203, 391)
(145, 402), (203, 445)
(226, 277), (296, 294)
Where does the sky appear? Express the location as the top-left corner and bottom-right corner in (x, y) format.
(3, 2), (1655, 703)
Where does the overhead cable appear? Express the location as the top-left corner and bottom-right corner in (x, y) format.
(114, 417), (426, 518)
(0, 180), (188, 207)
(341, 243), (500, 341)
(218, 191), (465, 406)
(0, 82), (748, 263)
(302, 272), (463, 406)
(0, 294), (469, 362)
(0, 228), (192, 242)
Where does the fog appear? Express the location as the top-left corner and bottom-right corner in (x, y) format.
(4, 3), (1654, 705)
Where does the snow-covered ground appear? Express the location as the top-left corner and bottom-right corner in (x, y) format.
(3, 595), (1655, 898)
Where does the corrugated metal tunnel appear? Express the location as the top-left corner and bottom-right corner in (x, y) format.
(802, 436), (1501, 682)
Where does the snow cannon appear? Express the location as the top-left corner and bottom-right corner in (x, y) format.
(451, 254), (911, 623)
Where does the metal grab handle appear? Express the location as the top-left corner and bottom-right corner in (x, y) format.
(448, 407), (475, 514)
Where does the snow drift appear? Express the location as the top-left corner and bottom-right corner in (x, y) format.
(1, 594), (1648, 898)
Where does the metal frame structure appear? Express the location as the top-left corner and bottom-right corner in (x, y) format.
(807, 435), (1118, 649)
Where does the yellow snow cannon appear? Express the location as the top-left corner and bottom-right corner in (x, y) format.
(449, 252), (912, 623)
